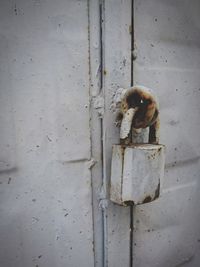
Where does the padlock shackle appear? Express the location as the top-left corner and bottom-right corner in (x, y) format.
(120, 108), (137, 139)
(118, 86), (160, 145)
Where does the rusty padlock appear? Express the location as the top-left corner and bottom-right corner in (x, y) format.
(110, 86), (165, 205)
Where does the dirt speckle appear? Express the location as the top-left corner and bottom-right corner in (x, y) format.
(14, 4), (18, 15)
(46, 135), (52, 142)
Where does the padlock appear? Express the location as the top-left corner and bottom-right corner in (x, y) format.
(110, 86), (165, 206)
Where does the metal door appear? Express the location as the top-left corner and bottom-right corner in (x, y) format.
(1, 1), (200, 267)
(132, 1), (200, 266)
(0, 1), (95, 266)
(100, 0), (200, 267)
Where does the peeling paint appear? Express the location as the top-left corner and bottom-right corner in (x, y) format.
(93, 94), (104, 117)
(85, 158), (96, 169)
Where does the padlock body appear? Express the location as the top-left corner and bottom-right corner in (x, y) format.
(110, 144), (165, 205)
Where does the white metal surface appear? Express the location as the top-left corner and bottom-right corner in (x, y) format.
(0, 1), (95, 266)
(102, 1), (132, 266)
(133, 0), (200, 266)
(1, 0), (199, 266)
(88, 1), (104, 266)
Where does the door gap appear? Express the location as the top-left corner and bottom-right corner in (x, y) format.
(130, 1), (134, 267)
(99, 1), (108, 267)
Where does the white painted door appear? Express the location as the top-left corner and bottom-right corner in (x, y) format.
(133, 1), (200, 266)
(0, 1), (95, 267)
(101, 1), (200, 267)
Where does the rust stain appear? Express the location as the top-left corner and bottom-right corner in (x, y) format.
(124, 200), (135, 206)
(121, 88), (159, 130)
(120, 135), (132, 145)
(148, 150), (159, 160)
(142, 196), (152, 203)
(117, 86), (160, 145)
(153, 181), (160, 200)
(140, 181), (160, 204)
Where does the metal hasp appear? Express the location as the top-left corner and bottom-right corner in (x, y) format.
(110, 86), (165, 206)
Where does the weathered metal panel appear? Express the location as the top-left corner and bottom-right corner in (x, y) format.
(89, 0), (104, 266)
(133, 0), (200, 266)
(103, 0), (132, 266)
(0, 1), (94, 267)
